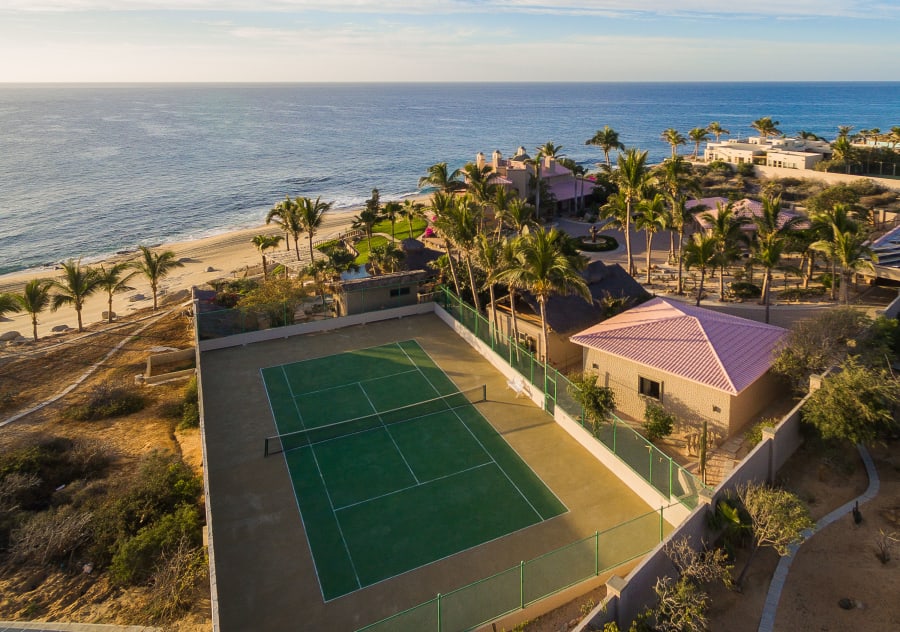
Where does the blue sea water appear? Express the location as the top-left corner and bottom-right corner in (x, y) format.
(1, 82), (898, 276)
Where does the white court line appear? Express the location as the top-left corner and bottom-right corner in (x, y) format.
(357, 382), (420, 485)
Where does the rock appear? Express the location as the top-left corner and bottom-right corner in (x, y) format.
(101, 311), (116, 321)
(129, 293), (146, 302)
(51, 324), (71, 332)
(838, 597), (854, 610)
(0, 330), (21, 341)
(206, 266), (216, 272)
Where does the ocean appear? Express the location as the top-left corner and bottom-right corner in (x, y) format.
(1, 82), (898, 276)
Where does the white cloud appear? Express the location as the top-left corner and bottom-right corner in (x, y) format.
(2, 0), (897, 19)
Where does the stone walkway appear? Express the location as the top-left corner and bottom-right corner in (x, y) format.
(757, 444), (880, 632)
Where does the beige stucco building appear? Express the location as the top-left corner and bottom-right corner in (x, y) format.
(704, 136), (831, 169)
(571, 298), (788, 440)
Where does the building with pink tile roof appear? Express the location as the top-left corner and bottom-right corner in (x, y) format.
(571, 297), (788, 438)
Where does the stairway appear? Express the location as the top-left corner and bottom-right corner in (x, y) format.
(703, 434), (744, 487)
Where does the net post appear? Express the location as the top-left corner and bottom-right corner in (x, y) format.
(437, 593), (442, 632)
(659, 506), (664, 541)
(519, 560), (525, 609)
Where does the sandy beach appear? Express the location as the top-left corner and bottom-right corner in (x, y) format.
(0, 210), (363, 340)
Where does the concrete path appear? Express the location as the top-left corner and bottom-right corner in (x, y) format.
(0, 623), (158, 632)
(757, 444), (880, 632)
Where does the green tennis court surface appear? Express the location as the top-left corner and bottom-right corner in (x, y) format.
(261, 340), (567, 601)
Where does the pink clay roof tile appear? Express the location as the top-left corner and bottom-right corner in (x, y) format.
(570, 297), (787, 395)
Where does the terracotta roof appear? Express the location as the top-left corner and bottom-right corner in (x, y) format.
(570, 297), (787, 395)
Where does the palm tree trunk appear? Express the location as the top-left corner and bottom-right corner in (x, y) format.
(308, 234), (316, 264)
(840, 269), (850, 304)
(152, 281), (158, 310)
(108, 294), (114, 324)
(668, 230), (676, 263)
(625, 202), (634, 276)
(696, 268), (706, 307)
(538, 298), (549, 364)
(646, 232), (653, 284)
(76, 307), (84, 332)
(32, 314), (39, 341)
(509, 288), (521, 355)
(764, 270), (772, 323)
(719, 263), (726, 301)
(831, 259), (837, 301)
(294, 235), (301, 261)
(464, 254), (481, 312)
(803, 252), (812, 289)
(262, 254), (268, 279)
(443, 240), (462, 297)
(677, 228), (685, 294)
(488, 284), (498, 340)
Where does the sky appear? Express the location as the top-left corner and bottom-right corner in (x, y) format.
(1, 1), (899, 82)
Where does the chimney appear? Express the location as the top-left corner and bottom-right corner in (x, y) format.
(492, 149), (501, 170)
(476, 152), (485, 169)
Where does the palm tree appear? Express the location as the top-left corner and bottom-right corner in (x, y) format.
(95, 263), (137, 323)
(428, 191), (463, 297)
(494, 236), (524, 346)
(132, 246), (184, 310)
(352, 189), (381, 253)
(418, 162), (463, 193)
(266, 196), (304, 260)
(297, 196), (331, 262)
(634, 193), (668, 284)
(494, 228), (589, 362)
(613, 148), (652, 277)
(51, 259), (100, 332)
(661, 129), (686, 158)
(380, 200), (402, 241)
(811, 203), (859, 300)
(701, 202), (749, 300)
(752, 194), (802, 307)
(433, 195), (483, 310)
(585, 126), (624, 168)
(751, 117), (782, 140)
(655, 155), (696, 265)
(753, 232), (784, 323)
(688, 127), (710, 159)
(16, 279), (52, 341)
(812, 226), (877, 305)
(474, 233), (502, 334)
(683, 233), (718, 307)
(252, 234), (284, 279)
(0, 293), (21, 319)
(400, 199), (425, 237)
(831, 136), (855, 172)
(497, 197), (537, 236)
(369, 241), (405, 275)
(707, 121), (730, 142)
(837, 125), (854, 138)
(797, 130), (823, 141)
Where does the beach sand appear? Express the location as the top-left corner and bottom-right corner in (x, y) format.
(0, 210), (363, 340)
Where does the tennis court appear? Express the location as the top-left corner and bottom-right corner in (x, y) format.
(261, 339), (567, 601)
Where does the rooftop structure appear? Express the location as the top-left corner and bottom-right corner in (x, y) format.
(704, 136), (832, 170)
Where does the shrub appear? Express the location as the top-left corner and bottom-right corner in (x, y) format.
(177, 376), (200, 430)
(63, 383), (145, 421)
(110, 503), (201, 585)
(735, 162), (755, 177)
(779, 287), (826, 302)
(144, 536), (208, 621)
(11, 505), (93, 566)
(643, 402), (675, 441)
(744, 417), (778, 447)
(0, 391), (15, 411)
(730, 281), (761, 299)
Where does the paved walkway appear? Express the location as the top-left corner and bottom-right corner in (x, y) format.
(0, 623), (158, 632)
(757, 444), (880, 632)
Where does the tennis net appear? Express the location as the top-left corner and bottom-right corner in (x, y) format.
(264, 384), (487, 456)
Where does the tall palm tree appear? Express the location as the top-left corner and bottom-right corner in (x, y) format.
(536, 141), (564, 160)
(707, 121), (730, 142)
(418, 162), (463, 193)
(751, 116), (782, 140)
(95, 263), (137, 323)
(831, 136), (855, 172)
(132, 246), (184, 310)
(16, 279), (52, 341)
(494, 228), (589, 362)
(494, 236), (524, 346)
(297, 196), (331, 262)
(474, 233), (502, 334)
(380, 200), (402, 241)
(812, 226), (877, 305)
(683, 233), (718, 307)
(701, 202), (749, 300)
(252, 234), (284, 279)
(613, 148), (652, 276)
(752, 194), (802, 307)
(585, 126), (624, 168)
(0, 293), (21, 319)
(811, 203), (859, 300)
(753, 232), (784, 323)
(497, 197), (537, 236)
(655, 155), (695, 263)
(400, 199), (425, 237)
(352, 190), (381, 253)
(668, 194), (692, 295)
(369, 242), (405, 275)
(688, 127), (710, 159)
(429, 191), (463, 297)
(433, 195), (483, 310)
(634, 193), (668, 284)
(661, 129), (686, 158)
(51, 259), (100, 332)
(266, 196), (304, 260)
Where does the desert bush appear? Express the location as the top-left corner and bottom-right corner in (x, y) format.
(730, 281), (761, 299)
(11, 505), (93, 566)
(178, 376), (200, 430)
(110, 503), (201, 585)
(0, 391), (15, 411)
(778, 287), (826, 302)
(63, 382), (145, 421)
(744, 417), (779, 447)
(643, 402), (675, 441)
(735, 162), (755, 177)
(144, 536), (208, 621)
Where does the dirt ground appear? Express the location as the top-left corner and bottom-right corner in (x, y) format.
(0, 298), (211, 630)
(705, 438), (899, 632)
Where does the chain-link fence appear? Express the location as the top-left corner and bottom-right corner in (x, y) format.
(438, 288), (702, 508)
(357, 510), (663, 632)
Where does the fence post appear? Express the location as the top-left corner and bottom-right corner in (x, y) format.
(659, 506), (664, 541)
(437, 593), (442, 632)
(648, 447), (652, 485)
(669, 457), (673, 499)
(594, 530), (600, 575)
(612, 419), (617, 453)
(520, 560), (525, 609)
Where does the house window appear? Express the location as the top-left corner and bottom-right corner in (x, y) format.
(639, 377), (661, 400)
(389, 286), (411, 298)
